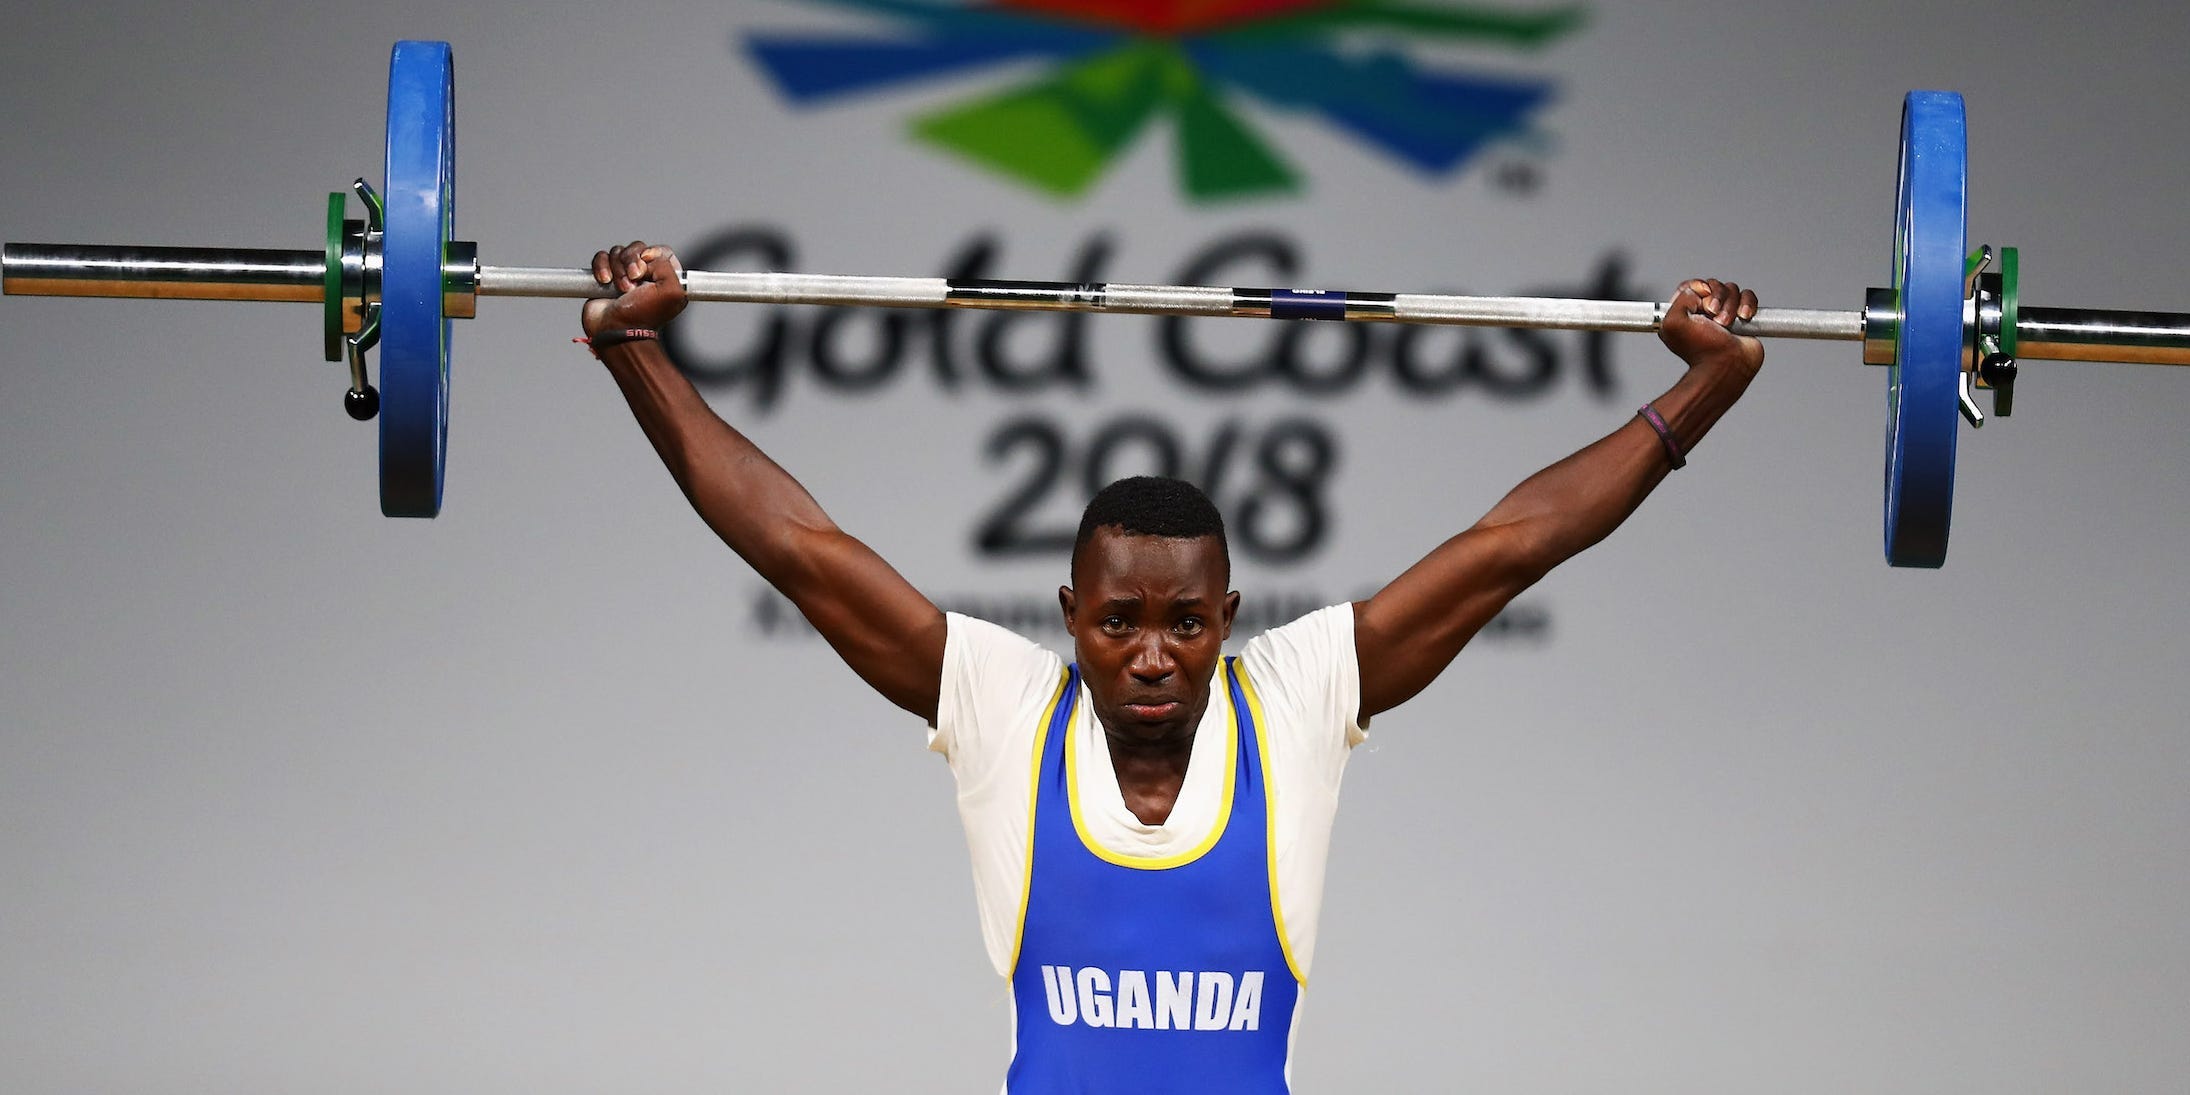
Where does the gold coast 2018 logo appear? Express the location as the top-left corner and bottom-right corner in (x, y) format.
(706, 0), (1601, 634)
(740, 0), (1586, 201)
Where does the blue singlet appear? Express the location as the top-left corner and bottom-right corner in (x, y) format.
(1006, 658), (1303, 1093)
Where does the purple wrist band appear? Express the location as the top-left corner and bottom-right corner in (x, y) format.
(1637, 403), (1686, 469)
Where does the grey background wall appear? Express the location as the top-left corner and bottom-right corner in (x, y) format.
(3, 1), (2186, 1091)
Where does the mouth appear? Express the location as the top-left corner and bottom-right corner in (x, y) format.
(1120, 700), (1183, 721)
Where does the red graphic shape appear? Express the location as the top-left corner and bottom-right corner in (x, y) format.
(994, 0), (1336, 36)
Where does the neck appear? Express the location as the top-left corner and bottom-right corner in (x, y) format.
(1096, 704), (1203, 766)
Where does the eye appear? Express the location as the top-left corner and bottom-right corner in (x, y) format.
(1100, 615), (1130, 635)
(1174, 617), (1205, 637)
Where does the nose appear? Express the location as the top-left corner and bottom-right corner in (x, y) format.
(1128, 633), (1174, 683)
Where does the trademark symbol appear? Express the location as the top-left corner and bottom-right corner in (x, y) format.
(1490, 156), (1544, 197)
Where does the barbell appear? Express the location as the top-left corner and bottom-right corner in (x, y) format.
(6, 41), (2189, 567)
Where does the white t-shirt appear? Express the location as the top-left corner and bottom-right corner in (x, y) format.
(930, 603), (1368, 980)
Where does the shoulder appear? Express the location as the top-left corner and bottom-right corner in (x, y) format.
(1241, 603), (1357, 675)
(945, 612), (1063, 679)
(1238, 603), (1367, 759)
(932, 613), (1068, 771)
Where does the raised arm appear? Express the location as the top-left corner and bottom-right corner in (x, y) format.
(584, 241), (945, 722)
(1352, 278), (1763, 720)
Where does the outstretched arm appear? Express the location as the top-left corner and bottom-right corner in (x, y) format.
(1352, 278), (1763, 721)
(585, 241), (945, 722)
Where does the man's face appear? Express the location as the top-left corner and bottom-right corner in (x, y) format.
(1060, 528), (1240, 745)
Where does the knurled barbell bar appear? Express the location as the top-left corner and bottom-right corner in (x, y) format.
(6, 41), (2190, 567)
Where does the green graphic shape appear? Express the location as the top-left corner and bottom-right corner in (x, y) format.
(913, 43), (1171, 198)
(1170, 66), (1297, 198)
(913, 39), (1300, 200)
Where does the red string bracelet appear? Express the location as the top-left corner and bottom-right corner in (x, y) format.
(574, 328), (659, 358)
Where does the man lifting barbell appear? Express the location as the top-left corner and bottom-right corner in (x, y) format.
(580, 239), (1760, 1092)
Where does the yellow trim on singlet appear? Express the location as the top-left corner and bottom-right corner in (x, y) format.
(1065, 671), (1236, 870)
(1006, 668), (1072, 977)
(1233, 662), (1306, 986)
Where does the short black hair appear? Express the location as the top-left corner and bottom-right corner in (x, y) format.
(1071, 476), (1229, 582)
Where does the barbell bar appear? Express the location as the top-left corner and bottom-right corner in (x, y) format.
(6, 42), (2190, 567)
(12, 243), (2182, 359)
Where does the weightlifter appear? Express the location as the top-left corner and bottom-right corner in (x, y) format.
(581, 240), (1762, 1093)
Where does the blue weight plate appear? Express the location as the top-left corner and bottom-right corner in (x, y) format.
(1883, 90), (1966, 567)
(381, 40), (455, 517)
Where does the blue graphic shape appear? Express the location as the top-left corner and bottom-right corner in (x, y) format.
(1191, 42), (1552, 174)
(745, 31), (1112, 101)
(744, 0), (1119, 98)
